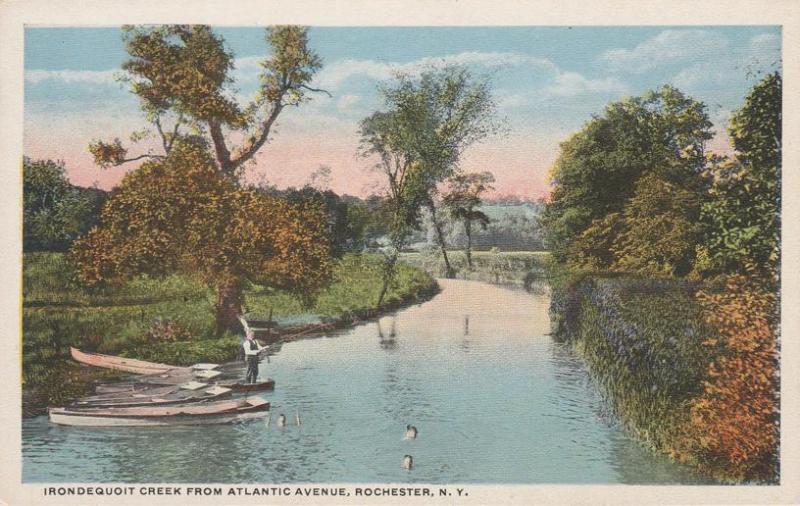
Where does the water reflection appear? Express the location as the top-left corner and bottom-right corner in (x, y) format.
(23, 279), (703, 484)
(377, 318), (397, 351)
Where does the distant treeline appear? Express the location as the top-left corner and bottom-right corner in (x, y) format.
(23, 159), (544, 255)
(411, 201), (544, 252)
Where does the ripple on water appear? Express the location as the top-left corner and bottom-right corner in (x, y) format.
(23, 279), (704, 484)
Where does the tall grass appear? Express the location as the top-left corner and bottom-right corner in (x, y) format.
(549, 275), (712, 462)
(22, 252), (436, 412)
(550, 271), (779, 483)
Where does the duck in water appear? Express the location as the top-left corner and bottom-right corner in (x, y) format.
(405, 424), (418, 439)
(401, 455), (413, 470)
(277, 414), (287, 427)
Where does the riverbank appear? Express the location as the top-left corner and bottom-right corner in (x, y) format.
(399, 250), (549, 289)
(24, 278), (703, 484)
(22, 252), (438, 416)
(549, 270), (779, 483)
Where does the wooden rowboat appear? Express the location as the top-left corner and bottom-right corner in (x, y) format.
(219, 379), (275, 392)
(70, 347), (190, 375)
(49, 398), (269, 427)
(81, 385), (180, 402)
(71, 386), (232, 409)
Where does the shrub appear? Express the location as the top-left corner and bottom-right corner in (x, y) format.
(685, 276), (779, 482)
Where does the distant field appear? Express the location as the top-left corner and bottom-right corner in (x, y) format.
(399, 250), (550, 286)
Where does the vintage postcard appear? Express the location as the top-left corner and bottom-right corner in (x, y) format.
(1, 0), (799, 504)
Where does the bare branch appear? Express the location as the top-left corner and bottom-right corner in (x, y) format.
(299, 84), (332, 97)
(154, 115), (170, 154)
(228, 102), (284, 171)
(119, 154), (166, 164)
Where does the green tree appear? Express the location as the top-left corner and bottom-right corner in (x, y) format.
(360, 65), (502, 286)
(71, 139), (332, 335)
(542, 85), (712, 267)
(442, 171), (494, 268)
(89, 25), (326, 178)
(23, 157), (105, 251)
(697, 73), (781, 282)
(612, 173), (702, 276)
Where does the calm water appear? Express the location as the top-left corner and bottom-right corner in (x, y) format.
(22, 279), (704, 484)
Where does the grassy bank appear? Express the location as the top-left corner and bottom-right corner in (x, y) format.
(550, 271), (779, 483)
(399, 250), (549, 288)
(23, 252), (437, 414)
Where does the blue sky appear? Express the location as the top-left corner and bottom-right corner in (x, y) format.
(24, 26), (781, 198)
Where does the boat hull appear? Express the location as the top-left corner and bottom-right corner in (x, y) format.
(50, 399), (269, 427)
(72, 387), (231, 409)
(220, 379), (275, 392)
(49, 409), (268, 427)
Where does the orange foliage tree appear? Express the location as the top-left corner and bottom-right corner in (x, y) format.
(88, 25), (326, 178)
(688, 275), (779, 482)
(71, 139), (332, 335)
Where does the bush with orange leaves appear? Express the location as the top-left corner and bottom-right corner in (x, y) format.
(71, 137), (332, 336)
(688, 275), (779, 482)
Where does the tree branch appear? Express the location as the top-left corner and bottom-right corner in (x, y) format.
(300, 84), (332, 97)
(167, 113), (184, 152)
(154, 115), (170, 155)
(120, 153), (166, 163)
(208, 120), (234, 176)
(228, 102), (283, 171)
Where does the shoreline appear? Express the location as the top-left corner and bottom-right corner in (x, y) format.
(22, 280), (441, 418)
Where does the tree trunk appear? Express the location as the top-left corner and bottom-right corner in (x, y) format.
(428, 202), (454, 278)
(465, 219), (473, 269)
(214, 275), (244, 336)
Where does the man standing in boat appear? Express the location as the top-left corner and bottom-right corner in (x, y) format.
(243, 329), (267, 384)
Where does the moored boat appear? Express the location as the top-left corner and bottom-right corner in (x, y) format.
(49, 398), (269, 427)
(71, 385), (232, 409)
(219, 379), (276, 392)
(70, 347), (190, 375)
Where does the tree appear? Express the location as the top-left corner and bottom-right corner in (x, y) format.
(542, 85), (712, 266)
(359, 65), (502, 290)
(23, 157), (105, 251)
(611, 173), (702, 276)
(89, 25), (326, 179)
(442, 171), (494, 268)
(697, 73), (781, 282)
(71, 138), (332, 335)
(280, 186), (364, 257)
(358, 106), (429, 304)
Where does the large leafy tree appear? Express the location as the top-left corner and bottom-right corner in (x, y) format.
(73, 25), (333, 335)
(89, 25), (326, 178)
(359, 65), (501, 289)
(542, 85), (712, 266)
(697, 72), (781, 282)
(71, 139), (332, 335)
(611, 173), (702, 276)
(23, 158), (105, 251)
(442, 171), (494, 268)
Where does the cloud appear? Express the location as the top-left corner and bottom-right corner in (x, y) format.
(312, 51), (556, 90)
(545, 71), (628, 97)
(25, 69), (120, 85)
(336, 94), (361, 112)
(599, 30), (729, 73)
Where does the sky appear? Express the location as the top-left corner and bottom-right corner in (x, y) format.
(24, 26), (781, 199)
